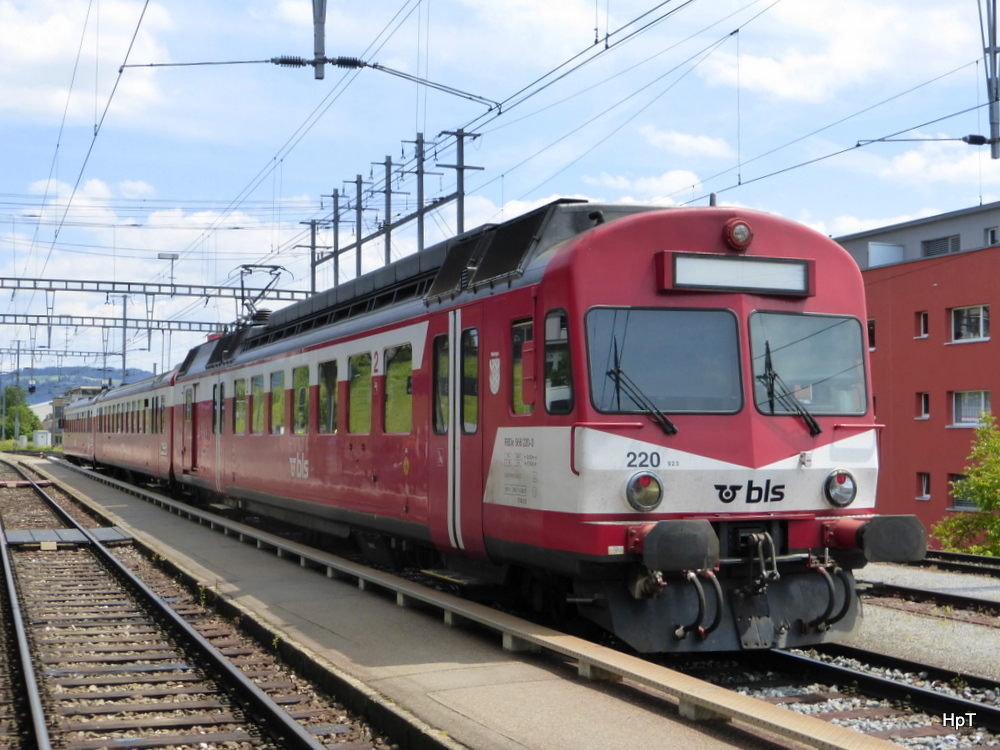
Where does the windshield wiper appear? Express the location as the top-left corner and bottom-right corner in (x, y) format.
(607, 364), (678, 435)
(757, 341), (822, 437)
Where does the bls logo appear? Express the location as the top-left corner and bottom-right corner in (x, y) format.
(289, 452), (310, 479)
(714, 480), (785, 504)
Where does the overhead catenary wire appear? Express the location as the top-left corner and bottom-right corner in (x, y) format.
(11, 2), (994, 369)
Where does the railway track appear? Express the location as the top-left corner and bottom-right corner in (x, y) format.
(862, 580), (1000, 625)
(914, 550), (1000, 578)
(0, 458), (384, 750)
(31, 455), (1000, 750)
(731, 646), (1000, 745)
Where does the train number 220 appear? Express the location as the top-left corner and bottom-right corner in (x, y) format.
(625, 451), (677, 468)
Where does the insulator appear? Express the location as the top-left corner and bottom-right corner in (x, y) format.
(332, 56), (365, 68)
(270, 56), (309, 68)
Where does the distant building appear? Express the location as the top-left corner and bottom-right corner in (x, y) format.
(836, 202), (1000, 536)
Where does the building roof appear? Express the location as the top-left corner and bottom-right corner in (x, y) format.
(835, 199), (1000, 244)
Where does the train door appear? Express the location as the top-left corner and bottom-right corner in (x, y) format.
(182, 384), (197, 474)
(427, 305), (487, 557)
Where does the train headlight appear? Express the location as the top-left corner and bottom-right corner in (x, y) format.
(625, 472), (663, 512)
(824, 469), (857, 508)
(724, 218), (754, 251)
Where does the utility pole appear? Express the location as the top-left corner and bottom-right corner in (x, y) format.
(353, 175), (364, 277)
(299, 219), (331, 294)
(312, 0), (327, 80)
(121, 295), (128, 384)
(983, 0), (1000, 158)
(438, 129), (483, 234)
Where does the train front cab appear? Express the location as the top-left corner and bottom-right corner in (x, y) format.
(509, 207), (928, 653)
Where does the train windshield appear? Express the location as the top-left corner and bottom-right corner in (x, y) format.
(749, 312), (867, 416)
(586, 308), (742, 414)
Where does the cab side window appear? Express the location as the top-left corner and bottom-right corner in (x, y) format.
(433, 335), (449, 435)
(462, 329), (479, 434)
(544, 310), (573, 414)
(512, 319), (534, 415)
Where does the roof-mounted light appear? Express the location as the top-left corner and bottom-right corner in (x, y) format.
(724, 218), (754, 251)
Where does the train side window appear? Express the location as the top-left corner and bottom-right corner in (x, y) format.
(218, 384), (225, 435)
(271, 371), (285, 435)
(348, 353), (372, 434)
(384, 344), (413, 434)
(512, 319), (534, 415)
(544, 310), (574, 414)
(251, 375), (265, 434)
(233, 379), (247, 434)
(293, 366), (309, 434)
(462, 328), (479, 434)
(212, 385), (219, 434)
(318, 360), (338, 434)
(433, 335), (448, 435)
(185, 388), (193, 424)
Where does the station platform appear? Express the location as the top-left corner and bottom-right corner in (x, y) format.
(28, 458), (792, 750)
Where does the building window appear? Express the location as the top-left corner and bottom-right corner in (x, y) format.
(921, 235), (960, 257)
(916, 392), (929, 419)
(951, 305), (990, 342)
(916, 472), (930, 500)
(987, 227), (999, 246)
(867, 318), (875, 350)
(953, 390), (991, 426)
(915, 311), (928, 339)
(950, 473), (977, 511)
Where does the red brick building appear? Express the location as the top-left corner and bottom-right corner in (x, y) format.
(837, 204), (1000, 536)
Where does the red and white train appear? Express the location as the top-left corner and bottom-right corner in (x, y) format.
(63, 199), (926, 652)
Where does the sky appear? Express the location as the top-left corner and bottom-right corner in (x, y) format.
(0, 0), (997, 377)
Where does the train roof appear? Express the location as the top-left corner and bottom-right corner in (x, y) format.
(64, 370), (177, 410)
(176, 199), (659, 378)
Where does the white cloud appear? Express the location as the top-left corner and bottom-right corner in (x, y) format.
(583, 169), (702, 202)
(119, 180), (157, 199)
(698, 1), (976, 103)
(0, 1), (172, 121)
(640, 125), (735, 159)
(875, 139), (1000, 186)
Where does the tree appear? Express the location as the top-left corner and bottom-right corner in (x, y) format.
(932, 412), (1000, 555)
(1, 385), (43, 442)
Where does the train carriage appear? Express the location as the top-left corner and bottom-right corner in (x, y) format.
(64, 199), (926, 652)
(63, 371), (175, 483)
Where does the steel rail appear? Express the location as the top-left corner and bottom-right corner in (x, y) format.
(0, 518), (53, 750)
(772, 644), (1000, 731)
(9, 461), (329, 750)
(863, 580), (1000, 618)
(46, 457), (901, 750)
(913, 550), (1000, 578)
